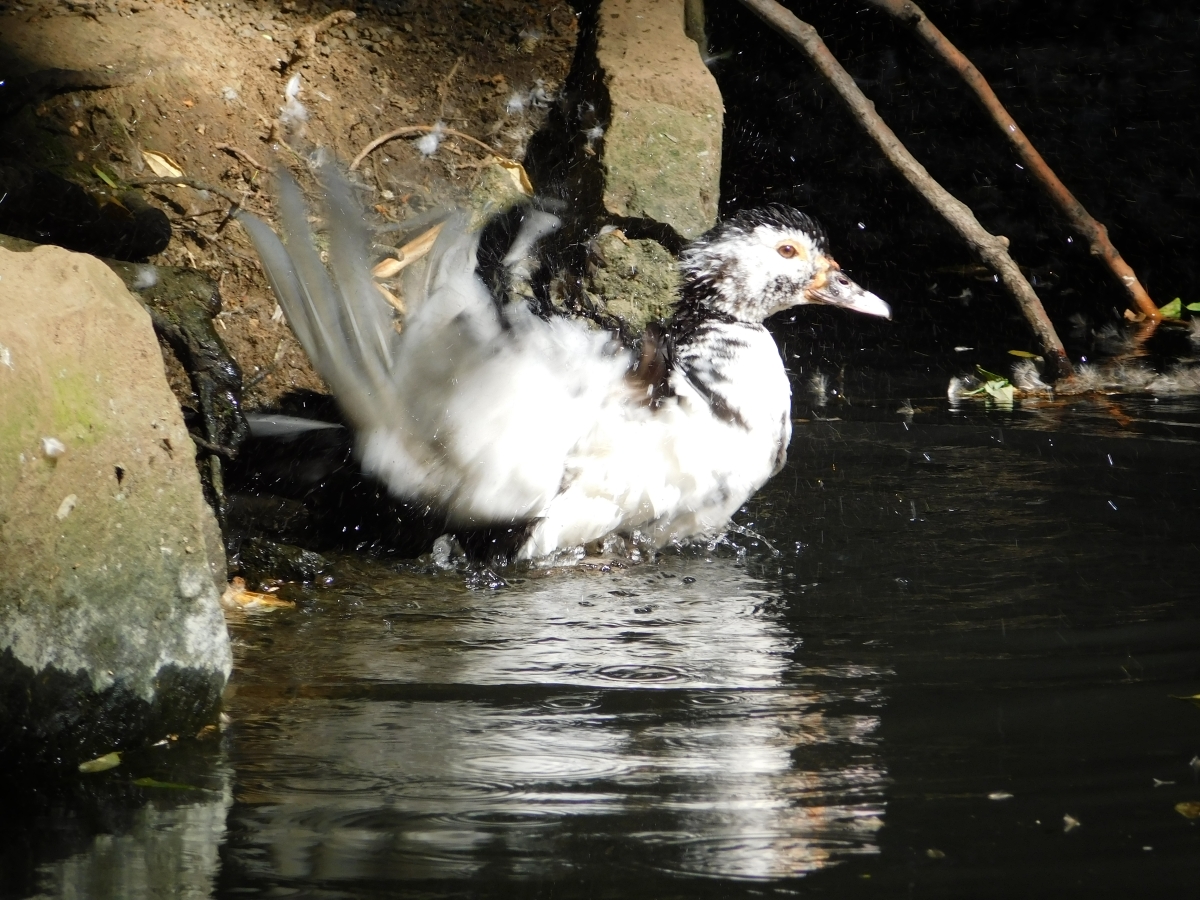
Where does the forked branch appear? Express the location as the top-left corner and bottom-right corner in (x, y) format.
(863, 0), (1159, 321)
(737, 0), (1073, 378)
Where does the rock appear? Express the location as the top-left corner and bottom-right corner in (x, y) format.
(468, 160), (535, 226)
(104, 257), (249, 524)
(105, 261), (247, 457)
(239, 536), (328, 584)
(0, 244), (232, 771)
(587, 230), (681, 333)
(0, 234), (250, 524)
(595, 0), (723, 240)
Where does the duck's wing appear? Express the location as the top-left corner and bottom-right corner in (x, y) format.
(239, 165), (632, 527)
(236, 165), (415, 431)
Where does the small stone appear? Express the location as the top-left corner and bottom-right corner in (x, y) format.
(41, 436), (66, 458)
(55, 494), (78, 521)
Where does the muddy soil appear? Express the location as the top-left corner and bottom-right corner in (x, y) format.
(0, 0), (577, 407)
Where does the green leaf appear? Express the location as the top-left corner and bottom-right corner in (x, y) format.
(975, 366), (1008, 384)
(1186, 303), (1200, 313)
(984, 380), (1015, 406)
(1159, 298), (1182, 319)
(92, 165), (119, 189)
(78, 751), (121, 774)
(133, 777), (201, 791)
(1006, 350), (1039, 359)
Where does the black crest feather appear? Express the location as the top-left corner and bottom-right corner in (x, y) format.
(697, 204), (829, 255)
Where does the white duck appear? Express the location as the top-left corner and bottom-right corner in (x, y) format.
(238, 165), (890, 562)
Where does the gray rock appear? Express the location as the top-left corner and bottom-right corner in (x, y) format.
(240, 536), (328, 584)
(0, 244), (231, 770)
(595, 0), (723, 241)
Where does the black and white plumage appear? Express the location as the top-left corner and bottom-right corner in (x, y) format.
(238, 166), (890, 562)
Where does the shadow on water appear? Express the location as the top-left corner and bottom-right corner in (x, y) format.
(8, 380), (1200, 898)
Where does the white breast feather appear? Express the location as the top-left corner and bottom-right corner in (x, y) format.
(521, 326), (792, 558)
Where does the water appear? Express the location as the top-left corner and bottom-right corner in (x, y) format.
(8, 380), (1200, 898)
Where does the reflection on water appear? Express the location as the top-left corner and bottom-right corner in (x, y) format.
(31, 784), (232, 900)
(13, 385), (1200, 897)
(224, 560), (887, 888)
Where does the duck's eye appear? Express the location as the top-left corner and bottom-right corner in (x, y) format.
(777, 244), (799, 259)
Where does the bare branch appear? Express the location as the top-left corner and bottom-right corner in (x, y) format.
(863, 0), (1159, 322)
(737, 0), (1073, 378)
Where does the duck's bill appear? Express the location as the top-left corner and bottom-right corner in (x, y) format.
(808, 270), (892, 319)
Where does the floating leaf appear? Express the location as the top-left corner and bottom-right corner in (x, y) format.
(134, 777), (200, 790)
(142, 149), (185, 179)
(1187, 302), (1200, 313)
(984, 380), (1015, 406)
(1006, 349), (1039, 359)
(220, 577), (295, 611)
(92, 165), (119, 189)
(1159, 298), (1183, 319)
(1175, 801), (1200, 819)
(79, 751), (121, 773)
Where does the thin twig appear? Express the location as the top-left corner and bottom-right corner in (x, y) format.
(436, 55), (464, 121)
(215, 142), (266, 171)
(127, 176), (245, 209)
(350, 124), (504, 171)
(737, 0), (1073, 379)
(863, 0), (1159, 322)
(189, 431), (236, 458)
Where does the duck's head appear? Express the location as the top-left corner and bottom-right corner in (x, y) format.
(679, 205), (891, 323)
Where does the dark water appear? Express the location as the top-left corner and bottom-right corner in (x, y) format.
(10, 380), (1200, 899)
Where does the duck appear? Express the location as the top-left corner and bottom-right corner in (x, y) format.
(236, 163), (890, 563)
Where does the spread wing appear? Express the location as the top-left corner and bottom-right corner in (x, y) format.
(238, 164), (632, 526)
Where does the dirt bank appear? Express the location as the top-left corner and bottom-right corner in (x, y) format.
(0, 0), (577, 406)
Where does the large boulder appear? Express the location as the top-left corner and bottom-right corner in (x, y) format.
(0, 243), (231, 770)
(595, 0), (724, 240)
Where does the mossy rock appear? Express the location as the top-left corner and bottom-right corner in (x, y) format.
(587, 232), (680, 333)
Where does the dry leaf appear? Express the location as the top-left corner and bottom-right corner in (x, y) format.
(496, 157), (533, 195)
(220, 576), (295, 611)
(395, 222), (444, 266)
(142, 149), (185, 179)
(1175, 801), (1200, 819)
